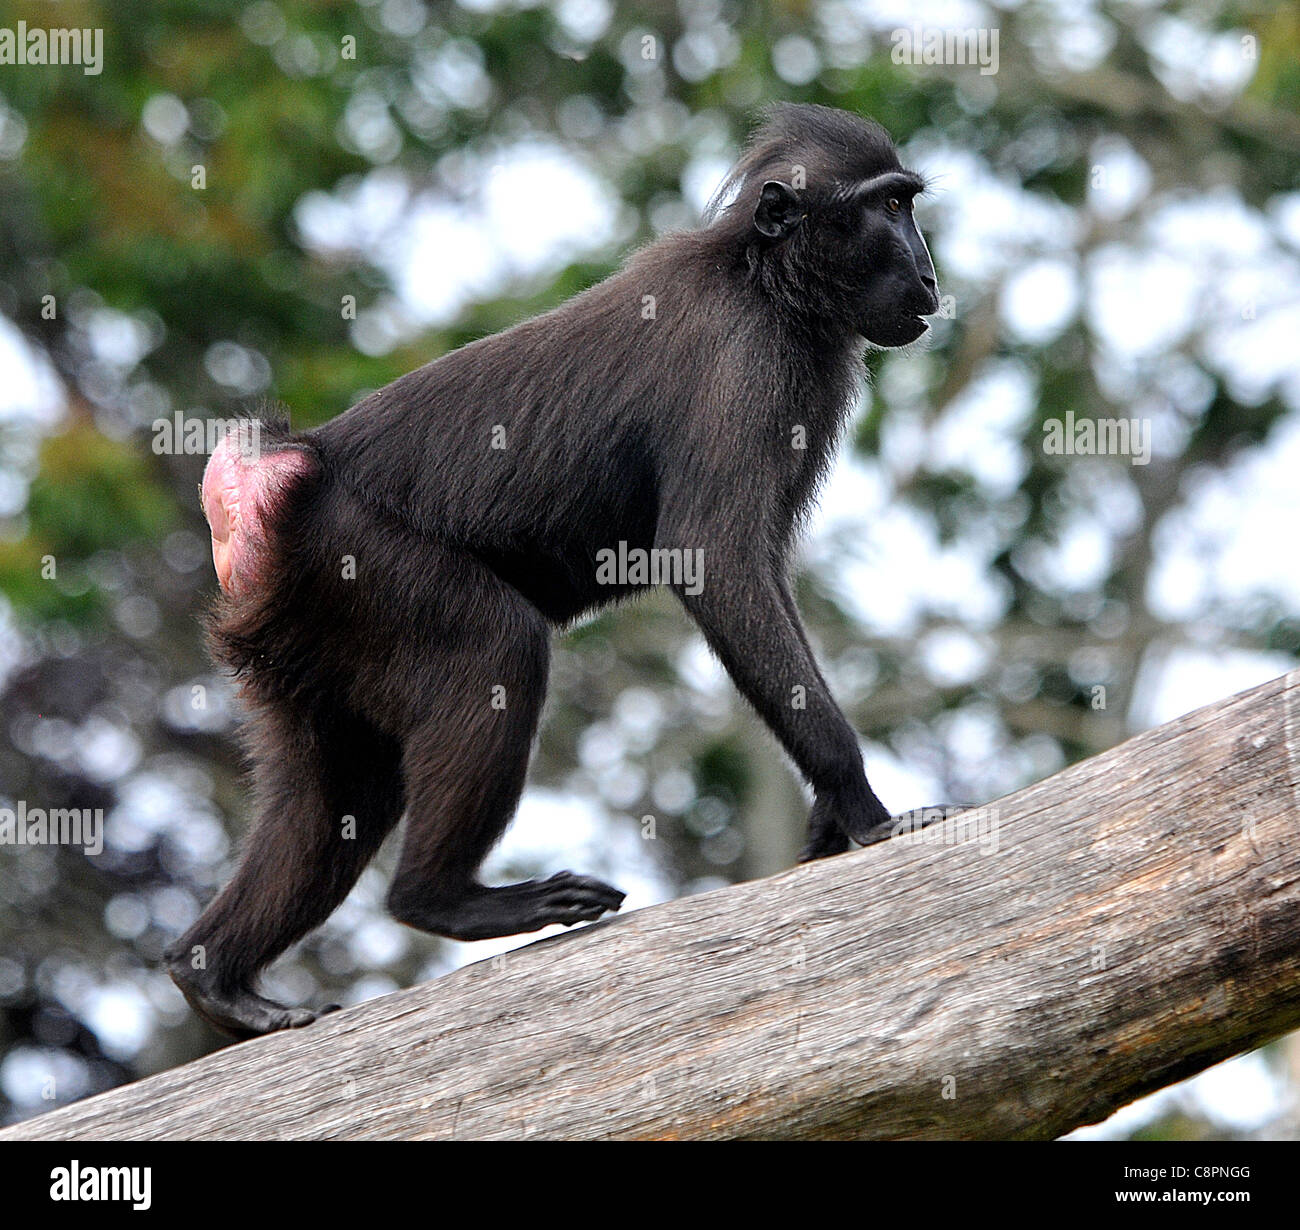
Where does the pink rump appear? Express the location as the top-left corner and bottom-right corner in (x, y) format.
(201, 431), (312, 596)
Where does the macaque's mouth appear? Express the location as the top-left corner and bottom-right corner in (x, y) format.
(861, 311), (932, 348)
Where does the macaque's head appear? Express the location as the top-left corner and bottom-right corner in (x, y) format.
(708, 103), (940, 347)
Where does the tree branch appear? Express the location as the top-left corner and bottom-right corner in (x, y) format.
(6, 672), (1300, 1141)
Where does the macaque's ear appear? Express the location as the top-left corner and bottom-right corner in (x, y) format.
(753, 180), (804, 240)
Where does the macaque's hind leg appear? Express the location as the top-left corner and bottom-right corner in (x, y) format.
(166, 705), (404, 1038)
(386, 575), (625, 941)
(396, 871), (628, 943)
(170, 976), (319, 1040)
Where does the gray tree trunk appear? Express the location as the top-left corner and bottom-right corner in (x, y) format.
(6, 671), (1300, 1141)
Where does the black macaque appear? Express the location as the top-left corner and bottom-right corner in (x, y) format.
(166, 103), (940, 1037)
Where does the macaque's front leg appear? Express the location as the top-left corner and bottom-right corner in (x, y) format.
(670, 549), (889, 857)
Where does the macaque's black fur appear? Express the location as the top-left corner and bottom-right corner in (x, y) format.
(166, 103), (940, 1037)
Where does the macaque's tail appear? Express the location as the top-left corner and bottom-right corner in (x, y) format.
(201, 419), (318, 599)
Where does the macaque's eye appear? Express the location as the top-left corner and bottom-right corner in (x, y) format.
(885, 197), (902, 215)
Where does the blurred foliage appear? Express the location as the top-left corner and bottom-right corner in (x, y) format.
(0, 0), (1298, 1137)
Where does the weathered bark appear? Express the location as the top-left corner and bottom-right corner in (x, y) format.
(6, 671), (1300, 1141)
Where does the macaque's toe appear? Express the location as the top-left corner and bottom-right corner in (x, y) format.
(534, 872), (626, 927)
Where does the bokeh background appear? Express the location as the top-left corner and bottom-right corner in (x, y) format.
(1, 0), (1299, 1138)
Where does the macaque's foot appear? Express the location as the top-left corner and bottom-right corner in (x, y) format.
(167, 958), (338, 1039)
(800, 802), (977, 862)
(798, 827), (851, 862)
(389, 872), (626, 942)
(840, 792), (894, 844)
(800, 790), (894, 861)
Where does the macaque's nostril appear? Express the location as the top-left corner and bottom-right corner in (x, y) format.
(919, 274), (939, 314)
